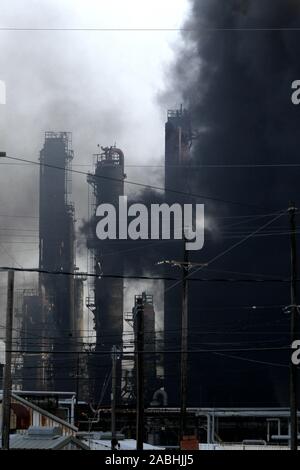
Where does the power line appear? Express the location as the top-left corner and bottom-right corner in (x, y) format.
(0, 27), (192, 32)
(212, 352), (289, 369)
(7, 346), (289, 355)
(0, 214), (38, 219)
(200, 267), (286, 280)
(3, 155), (270, 210)
(0, 265), (299, 282)
(0, 229), (297, 238)
(0, 27), (300, 32)
(0, 322), (290, 343)
(0, 228), (297, 238)
(165, 211), (285, 293)
(0, 211), (286, 221)
(4, 162), (300, 168)
(222, 231), (300, 240)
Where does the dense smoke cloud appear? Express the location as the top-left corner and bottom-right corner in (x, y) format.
(0, 0), (174, 272)
(160, 0), (300, 407)
(166, 0), (300, 211)
(0, 0), (183, 330)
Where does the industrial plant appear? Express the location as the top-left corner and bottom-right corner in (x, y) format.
(0, 106), (298, 452)
(1, 0), (300, 454)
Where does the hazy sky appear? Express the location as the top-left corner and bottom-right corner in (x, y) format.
(0, 0), (190, 341)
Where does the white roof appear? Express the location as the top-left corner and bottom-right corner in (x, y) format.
(83, 439), (164, 450)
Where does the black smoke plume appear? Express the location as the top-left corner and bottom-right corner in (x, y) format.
(161, 0), (300, 408)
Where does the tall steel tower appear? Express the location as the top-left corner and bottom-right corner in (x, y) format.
(87, 145), (126, 404)
(39, 132), (76, 391)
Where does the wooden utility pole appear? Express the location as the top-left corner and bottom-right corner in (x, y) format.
(1, 270), (14, 451)
(111, 345), (117, 449)
(75, 353), (80, 427)
(180, 243), (189, 442)
(289, 202), (298, 451)
(157, 256), (207, 444)
(135, 295), (144, 450)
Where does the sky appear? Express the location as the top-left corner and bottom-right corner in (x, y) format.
(0, 0), (190, 344)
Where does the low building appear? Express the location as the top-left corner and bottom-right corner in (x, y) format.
(0, 391), (77, 436)
(78, 432), (164, 450)
(0, 426), (89, 450)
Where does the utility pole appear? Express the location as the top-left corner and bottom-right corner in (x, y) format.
(135, 295), (144, 450)
(75, 353), (80, 427)
(180, 242), (188, 442)
(1, 270), (15, 451)
(289, 202), (298, 451)
(111, 345), (118, 450)
(157, 256), (207, 444)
